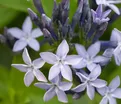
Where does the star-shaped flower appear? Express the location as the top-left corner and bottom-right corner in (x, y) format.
(91, 5), (111, 25)
(72, 65), (107, 100)
(8, 16), (43, 52)
(73, 42), (109, 71)
(12, 48), (47, 87)
(110, 28), (121, 66)
(96, 0), (121, 15)
(97, 76), (121, 104)
(40, 40), (81, 81)
(35, 76), (72, 103)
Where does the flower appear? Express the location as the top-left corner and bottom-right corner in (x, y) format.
(73, 42), (109, 71)
(97, 76), (121, 104)
(12, 48), (47, 87)
(8, 16), (43, 52)
(95, 0), (121, 15)
(110, 28), (121, 65)
(40, 40), (81, 81)
(72, 65), (107, 100)
(91, 5), (111, 25)
(34, 76), (72, 103)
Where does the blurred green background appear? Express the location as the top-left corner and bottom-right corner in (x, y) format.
(0, 0), (121, 104)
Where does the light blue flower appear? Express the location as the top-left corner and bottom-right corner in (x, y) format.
(97, 76), (121, 104)
(110, 28), (121, 65)
(12, 48), (47, 87)
(91, 5), (111, 25)
(35, 76), (72, 103)
(40, 40), (81, 81)
(73, 42), (109, 71)
(72, 65), (107, 100)
(8, 16), (43, 52)
(96, 0), (121, 15)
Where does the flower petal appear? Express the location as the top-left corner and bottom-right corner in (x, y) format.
(75, 44), (87, 58)
(58, 82), (72, 91)
(87, 84), (95, 100)
(108, 96), (117, 104)
(34, 82), (52, 90)
(87, 63), (97, 72)
(108, 4), (120, 15)
(44, 86), (56, 102)
(72, 83), (86, 92)
(112, 88), (121, 99)
(61, 65), (72, 81)
(76, 72), (89, 82)
(11, 64), (28, 72)
(40, 52), (58, 64)
(56, 88), (68, 103)
(33, 58), (45, 68)
(22, 16), (32, 34)
(87, 42), (100, 58)
(109, 76), (120, 91)
(24, 71), (34, 87)
(48, 64), (61, 81)
(33, 69), (47, 82)
(28, 38), (40, 51)
(22, 48), (31, 65)
(93, 56), (109, 64)
(31, 28), (43, 38)
(56, 40), (69, 59)
(64, 55), (82, 65)
(8, 28), (24, 39)
(97, 87), (107, 96)
(110, 28), (121, 42)
(91, 79), (107, 88)
(89, 65), (101, 80)
(13, 40), (27, 52)
(99, 96), (108, 104)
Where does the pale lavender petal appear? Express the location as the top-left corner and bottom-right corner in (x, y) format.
(33, 58), (45, 68)
(89, 65), (101, 80)
(58, 82), (72, 91)
(75, 44), (87, 58)
(24, 71), (34, 87)
(96, 5), (102, 17)
(87, 42), (100, 58)
(33, 69), (47, 82)
(76, 72), (89, 82)
(97, 87), (107, 96)
(12, 64), (28, 72)
(64, 55), (82, 65)
(99, 96), (108, 104)
(22, 16), (32, 34)
(109, 76), (120, 91)
(34, 82), (52, 90)
(87, 63), (97, 72)
(102, 9), (111, 18)
(72, 59), (87, 69)
(8, 28), (24, 39)
(87, 84), (95, 100)
(13, 40), (27, 52)
(61, 65), (72, 81)
(93, 56), (109, 64)
(48, 64), (61, 81)
(110, 28), (121, 42)
(28, 38), (40, 51)
(72, 83), (86, 92)
(56, 88), (68, 103)
(44, 87), (56, 102)
(31, 28), (43, 38)
(103, 48), (114, 58)
(91, 79), (107, 88)
(112, 88), (121, 99)
(22, 48), (31, 64)
(40, 52), (58, 64)
(56, 40), (69, 59)
(108, 4), (120, 15)
(108, 96), (117, 104)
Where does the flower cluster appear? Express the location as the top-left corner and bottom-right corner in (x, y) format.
(1, 0), (121, 104)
